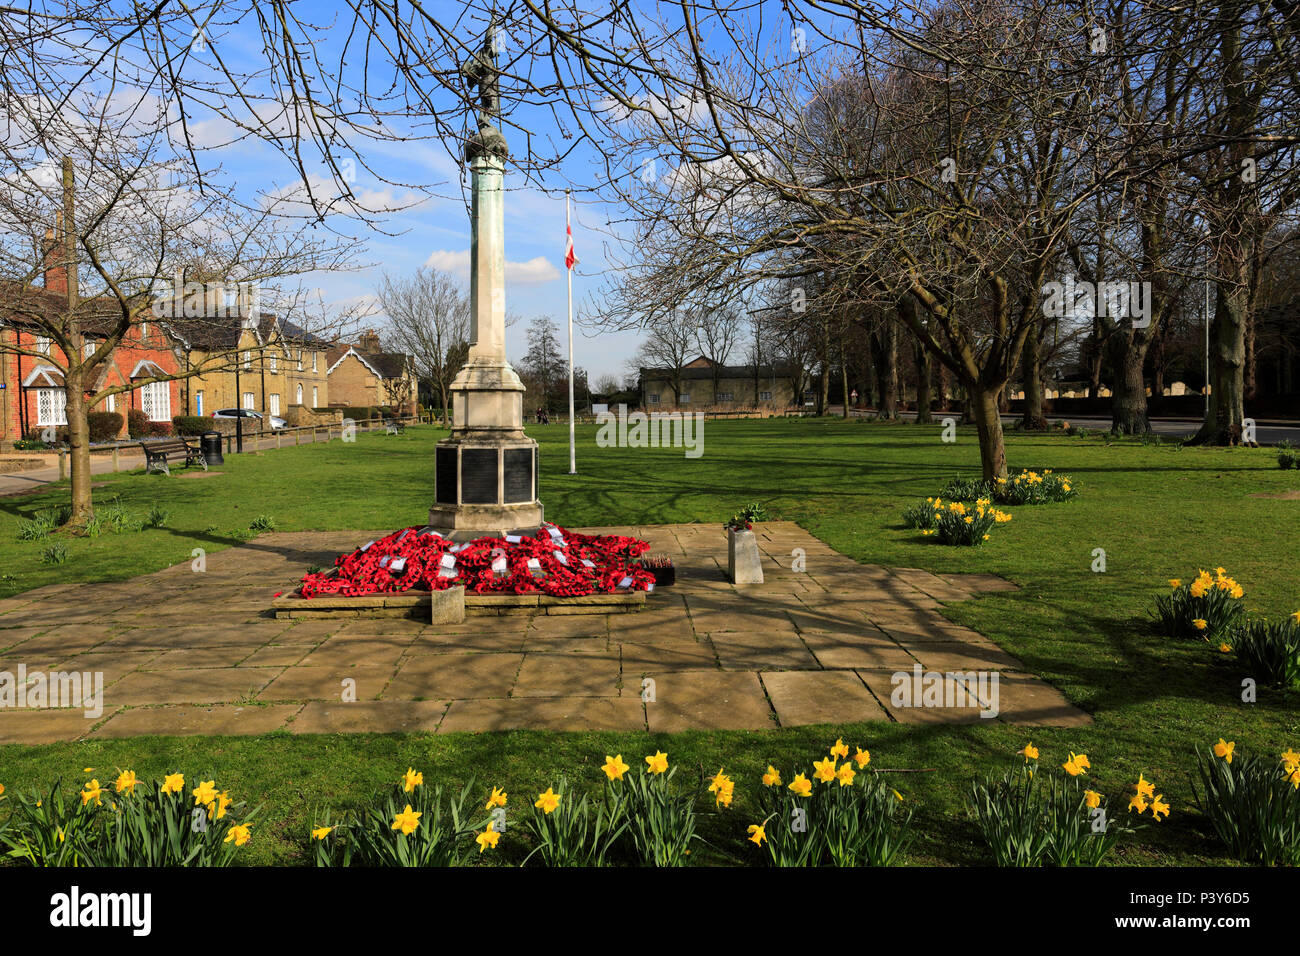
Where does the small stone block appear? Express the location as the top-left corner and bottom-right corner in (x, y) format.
(431, 586), (466, 624)
(727, 530), (764, 585)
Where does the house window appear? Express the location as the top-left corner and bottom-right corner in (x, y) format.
(242, 391), (255, 410)
(195, 391), (204, 416)
(717, 391), (734, 402)
(270, 393), (281, 417)
(37, 388), (67, 426)
(297, 350), (303, 371)
(83, 340), (96, 359)
(141, 381), (171, 422)
(312, 351), (318, 372)
(679, 393), (691, 404)
(296, 384), (303, 404)
(647, 393), (660, 405)
(312, 386), (319, 406)
(242, 351), (251, 370)
(36, 335), (51, 355)
(269, 354), (277, 373)
(140, 321), (149, 343)
(106, 393), (116, 413)
(759, 390), (772, 401)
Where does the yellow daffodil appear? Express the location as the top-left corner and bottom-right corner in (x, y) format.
(1213, 738), (1235, 764)
(1150, 795), (1170, 821)
(207, 791), (232, 821)
(1192, 618), (1208, 631)
(853, 747), (871, 769)
(1128, 793), (1149, 814)
(311, 826), (334, 840)
(1168, 579), (1181, 588)
(835, 762), (856, 787)
(1020, 742), (1039, 762)
(601, 754), (630, 781)
(812, 757), (837, 784)
(747, 823), (766, 846)
(1287, 767), (1300, 790)
(709, 770), (734, 807)
(1218, 642), (1232, 653)
(1281, 749), (1300, 772)
(1062, 752), (1089, 776)
(81, 779), (103, 807)
(645, 751), (669, 775)
(788, 773), (812, 798)
(1135, 773), (1155, 800)
(391, 805), (421, 835)
(192, 779), (218, 807)
(224, 823), (252, 846)
(161, 773), (185, 795)
(1291, 610), (1300, 624)
(829, 738), (849, 759)
(1084, 790), (1102, 809)
(401, 768), (423, 792)
(761, 765), (782, 787)
(534, 787), (560, 814)
(114, 770), (138, 795)
(476, 821), (500, 853)
(485, 786), (508, 809)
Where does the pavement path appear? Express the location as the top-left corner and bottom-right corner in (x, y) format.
(0, 522), (1088, 742)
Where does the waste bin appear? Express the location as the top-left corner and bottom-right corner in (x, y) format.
(200, 431), (224, 466)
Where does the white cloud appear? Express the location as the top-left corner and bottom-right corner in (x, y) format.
(424, 249), (560, 285)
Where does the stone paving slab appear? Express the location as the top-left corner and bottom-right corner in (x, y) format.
(0, 523), (1090, 742)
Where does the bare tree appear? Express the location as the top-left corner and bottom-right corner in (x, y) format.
(376, 267), (470, 425)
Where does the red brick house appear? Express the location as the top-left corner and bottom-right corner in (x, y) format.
(0, 233), (182, 444)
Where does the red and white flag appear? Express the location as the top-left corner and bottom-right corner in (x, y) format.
(564, 221), (577, 270)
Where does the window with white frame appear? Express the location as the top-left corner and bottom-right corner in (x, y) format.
(717, 391), (734, 402)
(83, 339), (96, 359)
(242, 391), (255, 409)
(759, 390), (772, 401)
(297, 350), (303, 371)
(269, 393), (281, 417)
(679, 393), (691, 404)
(296, 383), (303, 404)
(141, 381), (171, 422)
(36, 335), (51, 355)
(242, 351), (251, 370)
(195, 390), (204, 416)
(647, 393), (660, 405)
(312, 386), (318, 406)
(106, 393), (116, 413)
(36, 388), (67, 426)
(269, 353), (277, 373)
(312, 351), (318, 372)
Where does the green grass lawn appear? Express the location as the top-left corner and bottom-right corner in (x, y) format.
(1, 419), (1297, 866)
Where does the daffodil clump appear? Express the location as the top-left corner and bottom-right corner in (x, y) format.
(311, 769), (485, 867)
(1194, 740), (1300, 866)
(1154, 568), (1247, 641)
(0, 770), (255, 867)
(1227, 614), (1300, 689)
(991, 469), (1076, 505)
(902, 497), (943, 531)
(749, 739), (913, 867)
(931, 498), (1013, 546)
(522, 773), (626, 867)
(969, 744), (1135, 867)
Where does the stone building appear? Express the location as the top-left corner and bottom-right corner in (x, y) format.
(325, 329), (417, 413)
(638, 356), (801, 411)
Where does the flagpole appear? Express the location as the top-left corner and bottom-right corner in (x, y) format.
(566, 189), (576, 475)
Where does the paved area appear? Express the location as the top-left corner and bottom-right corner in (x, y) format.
(0, 522), (1089, 743)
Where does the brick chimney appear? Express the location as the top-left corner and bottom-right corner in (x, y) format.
(42, 212), (67, 294)
(358, 329), (381, 353)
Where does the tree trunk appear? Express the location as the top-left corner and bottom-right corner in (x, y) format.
(1108, 333), (1152, 435)
(1190, 280), (1248, 445)
(914, 336), (932, 424)
(972, 383), (1008, 481)
(65, 368), (93, 526)
(936, 362), (948, 411)
(1019, 315), (1047, 429)
(839, 333), (850, 419)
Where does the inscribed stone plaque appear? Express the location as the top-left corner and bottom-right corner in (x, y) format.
(504, 447), (533, 503)
(461, 448), (498, 504)
(435, 446), (458, 504)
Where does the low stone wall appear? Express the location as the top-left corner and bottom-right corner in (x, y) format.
(284, 405), (344, 427)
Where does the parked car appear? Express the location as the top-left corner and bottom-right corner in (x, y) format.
(212, 408), (288, 431)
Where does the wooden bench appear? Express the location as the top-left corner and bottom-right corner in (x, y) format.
(385, 419), (406, 435)
(141, 438), (208, 475)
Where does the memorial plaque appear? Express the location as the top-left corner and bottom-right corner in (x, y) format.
(504, 447), (532, 502)
(436, 446), (458, 504)
(462, 448), (499, 504)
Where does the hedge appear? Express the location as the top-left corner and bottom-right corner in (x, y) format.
(172, 415), (216, 436)
(87, 411), (123, 443)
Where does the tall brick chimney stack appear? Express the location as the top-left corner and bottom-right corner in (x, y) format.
(42, 211), (67, 294)
(358, 329), (381, 353)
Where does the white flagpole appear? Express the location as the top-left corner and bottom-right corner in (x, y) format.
(566, 189), (576, 475)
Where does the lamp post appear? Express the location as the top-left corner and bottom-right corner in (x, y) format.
(234, 360), (244, 454)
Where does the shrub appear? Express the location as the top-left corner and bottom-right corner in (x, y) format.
(40, 541), (69, 565)
(931, 498), (1012, 546)
(992, 469), (1077, 505)
(87, 411), (123, 443)
(969, 746), (1138, 867)
(1278, 441), (1297, 469)
(1153, 569), (1247, 640)
(523, 775), (626, 866)
(312, 773), (483, 867)
(939, 476), (994, 502)
(172, 415), (216, 436)
(1228, 617), (1300, 688)
(902, 497), (941, 530)
(127, 408), (150, 438)
(339, 406), (377, 421)
(144, 505), (171, 529)
(1193, 742), (1300, 866)
(249, 514), (276, 532)
(0, 778), (97, 865)
(752, 744), (913, 867)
